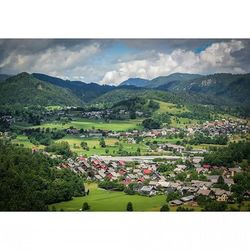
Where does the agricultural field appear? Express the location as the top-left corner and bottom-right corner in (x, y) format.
(55, 135), (150, 156)
(49, 183), (167, 211)
(31, 118), (142, 131)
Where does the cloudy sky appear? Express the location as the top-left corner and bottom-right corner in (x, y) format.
(0, 39), (249, 85)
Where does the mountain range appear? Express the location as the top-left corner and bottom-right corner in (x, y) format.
(0, 72), (249, 111)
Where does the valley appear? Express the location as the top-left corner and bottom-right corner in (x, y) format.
(0, 71), (250, 211)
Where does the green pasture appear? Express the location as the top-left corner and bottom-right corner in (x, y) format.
(31, 119), (142, 131)
(49, 183), (250, 212)
(155, 100), (189, 115)
(49, 183), (167, 211)
(11, 135), (44, 149)
(56, 135), (150, 156)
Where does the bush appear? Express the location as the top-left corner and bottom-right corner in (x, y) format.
(160, 204), (170, 211)
(127, 202), (133, 211)
(82, 202), (90, 211)
(142, 118), (161, 129)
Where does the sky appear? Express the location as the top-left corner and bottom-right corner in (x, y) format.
(0, 39), (249, 85)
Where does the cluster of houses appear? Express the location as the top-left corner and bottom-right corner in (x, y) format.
(81, 109), (145, 120)
(56, 155), (246, 207)
(189, 119), (249, 137)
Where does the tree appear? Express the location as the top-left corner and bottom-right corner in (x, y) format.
(204, 201), (227, 211)
(127, 202), (133, 211)
(142, 118), (161, 129)
(0, 141), (84, 211)
(80, 141), (89, 150)
(82, 202), (90, 211)
(166, 192), (180, 202)
(160, 204), (170, 211)
(99, 138), (106, 148)
(217, 175), (225, 185)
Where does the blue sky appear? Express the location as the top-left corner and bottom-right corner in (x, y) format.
(0, 39), (249, 85)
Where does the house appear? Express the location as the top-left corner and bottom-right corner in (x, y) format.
(243, 191), (250, 199)
(143, 169), (152, 175)
(197, 189), (212, 197)
(203, 164), (211, 169)
(180, 195), (195, 203)
(165, 143), (185, 153)
(140, 186), (157, 196)
(149, 181), (158, 187)
(169, 200), (183, 206)
(137, 177), (145, 183)
(196, 167), (207, 174)
(176, 164), (187, 170)
(223, 178), (234, 186)
(94, 175), (103, 181)
(165, 187), (176, 194)
(211, 188), (231, 202)
(169, 182), (182, 190)
(229, 167), (242, 177)
(158, 181), (170, 188)
(122, 179), (132, 186)
(118, 160), (126, 166)
(207, 175), (219, 183)
(98, 170), (106, 178)
(180, 186), (191, 195)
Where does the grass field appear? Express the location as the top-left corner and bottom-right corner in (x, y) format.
(31, 119), (142, 131)
(49, 183), (167, 211)
(171, 116), (199, 128)
(11, 135), (44, 149)
(49, 183), (250, 212)
(155, 100), (190, 115)
(56, 135), (150, 156)
(56, 136), (119, 156)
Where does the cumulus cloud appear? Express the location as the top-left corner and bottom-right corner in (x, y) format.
(0, 42), (101, 80)
(0, 39), (249, 84)
(100, 40), (246, 85)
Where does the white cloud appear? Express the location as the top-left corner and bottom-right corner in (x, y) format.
(0, 43), (101, 80)
(100, 40), (245, 85)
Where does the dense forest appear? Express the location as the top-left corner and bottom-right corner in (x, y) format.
(0, 140), (84, 211)
(204, 141), (250, 166)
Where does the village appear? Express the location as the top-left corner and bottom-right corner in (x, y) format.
(57, 152), (248, 208)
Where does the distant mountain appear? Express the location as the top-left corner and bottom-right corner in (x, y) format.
(120, 78), (150, 87)
(0, 74), (12, 82)
(157, 73), (250, 106)
(0, 72), (82, 106)
(187, 73), (250, 106)
(33, 73), (115, 102)
(147, 73), (202, 88)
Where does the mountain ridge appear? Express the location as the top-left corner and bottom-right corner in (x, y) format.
(0, 72), (82, 106)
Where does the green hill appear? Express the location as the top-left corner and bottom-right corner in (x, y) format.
(147, 73), (202, 88)
(0, 72), (82, 106)
(32, 73), (115, 102)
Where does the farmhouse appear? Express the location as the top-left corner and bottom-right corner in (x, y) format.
(180, 195), (195, 203)
(140, 186), (157, 196)
(169, 200), (183, 206)
(211, 188), (232, 202)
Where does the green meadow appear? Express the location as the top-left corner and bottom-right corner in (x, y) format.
(155, 100), (190, 115)
(11, 135), (45, 149)
(49, 183), (250, 212)
(49, 183), (167, 211)
(55, 135), (150, 156)
(31, 118), (142, 131)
